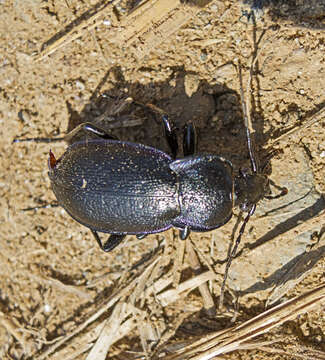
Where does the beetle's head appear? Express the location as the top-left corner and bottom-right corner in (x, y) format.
(234, 170), (269, 212)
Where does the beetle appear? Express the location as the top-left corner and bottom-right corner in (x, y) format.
(43, 95), (267, 254)
(14, 74), (271, 253)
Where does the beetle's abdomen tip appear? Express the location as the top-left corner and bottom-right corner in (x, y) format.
(48, 149), (57, 169)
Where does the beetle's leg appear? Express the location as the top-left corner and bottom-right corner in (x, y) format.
(13, 122), (118, 143)
(219, 204), (256, 309)
(161, 113), (178, 159)
(22, 202), (59, 211)
(179, 226), (190, 240)
(183, 122), (197, 156)
(90, 230), (126, 252)
(138, 103), (178, 159)
(64, 122), (118, 142)
(136, 234), (147, 240)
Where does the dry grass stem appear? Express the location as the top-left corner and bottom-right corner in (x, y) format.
(173, 236), (186, 287)
(129, 256), (161, 306)
(35, 1), (119, 61)
(35, 266), (149, 359)
(266, 210), (325, 306)
(163, 283), (325, 359)
(85, 302), (123, 360)
(35, 0), (212, 61)
(258, 345), (325, 360)
(30, 274), (93, 301)
(186, 240), (215, 314)
(158, 271), (217, 307)
(35, 246), (219, 358)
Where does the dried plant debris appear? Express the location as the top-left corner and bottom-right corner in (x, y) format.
(161, 284), (325, 359)
(36, 0), (214, 61)
(2, 0), (325, 359)
(34, 270), (325, 359)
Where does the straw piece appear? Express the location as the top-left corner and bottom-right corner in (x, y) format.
(163, 283), (325, 359)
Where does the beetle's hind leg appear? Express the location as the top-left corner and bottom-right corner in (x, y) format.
(183, 122), (197, 156)
(64, 122), (118, 142)
(136, 103), (179, 159)
(90, 230), (126, 252)
(179, 226), (190, 240)
(176, 119), (197, 239)
(13, 122), (119, 144)
(159, 113), (178, 159)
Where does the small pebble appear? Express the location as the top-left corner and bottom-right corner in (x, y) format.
(75, 80), (85, 91)
(44, 304), (51, 313)
(18, 109), (31, 123)
(103, 19), (111, 26)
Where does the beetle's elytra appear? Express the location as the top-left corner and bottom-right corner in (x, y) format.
(49, 139), (233, 236)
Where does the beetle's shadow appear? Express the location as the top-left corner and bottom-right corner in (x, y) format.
(65, 66), (263, 170)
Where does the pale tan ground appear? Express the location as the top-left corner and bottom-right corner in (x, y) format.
(0, 0), (325, 359)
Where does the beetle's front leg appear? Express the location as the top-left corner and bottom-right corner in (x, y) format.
(90, 230), (126, 252)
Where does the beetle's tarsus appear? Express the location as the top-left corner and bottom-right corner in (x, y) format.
(179, 226), (190, 240)
(91, 230), (126, 252)
(136, 234), (147, 240)
(139, 103), (179, 159)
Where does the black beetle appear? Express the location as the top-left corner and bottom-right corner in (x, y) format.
(14, 85), (271, 254)
(41, 89), (269, 255)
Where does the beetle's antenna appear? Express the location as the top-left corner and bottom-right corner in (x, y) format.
(238, 63), (258, 174)
(219, 204), (256, 309)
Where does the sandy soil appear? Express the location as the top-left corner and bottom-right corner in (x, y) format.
(0, 0), (324, 359)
